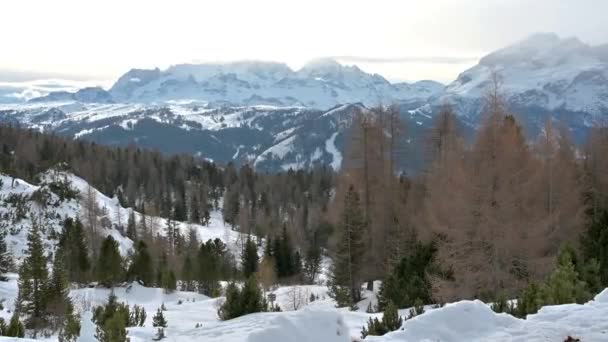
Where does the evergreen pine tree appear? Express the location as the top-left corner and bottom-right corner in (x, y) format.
(58, 301), (81, 342)
(377, 241), (438, 310)
(163, 270), (177, 293)
(5, 311), (25, 338)
(222, 185), (240, 227)
(17, 223), (49, 336)
(218, 277), (267, 320)
(152, 308), (168, 327)
(126, 211), (137, 242)
(47, 251), (72, 331)
(328, 185), (366, 307)
(197, 240), (223, 296)
(542, 250), (590, 305)
(93, 292), (129, 342)
(128, 240), (153, 286)
(360, 301), (403, 339)
(96, 236), (124, 288)
(156, 252), (169, 288)
(57, 218), (90, 285)
(0, 231), (13, 281)
(581, 208), (608, 287)
(242, 237), (259, 278)
(181, 255), (195, 291)
(240, 276), (265, 314)
(275, 225), (296, 278)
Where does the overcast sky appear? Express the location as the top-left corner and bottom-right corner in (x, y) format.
(1, 0), (607, 83)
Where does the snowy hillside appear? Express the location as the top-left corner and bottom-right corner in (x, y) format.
(0, 170), (250, 262)
(25, 59), (443, 109)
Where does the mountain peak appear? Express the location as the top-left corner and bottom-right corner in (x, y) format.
(479, 33), (590, 68)
(300, 58), (342, 71)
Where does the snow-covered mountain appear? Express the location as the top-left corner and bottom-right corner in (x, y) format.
(444, 33), (608, 114)
(0, 169), (249, 263)
(28, 59), (443, 109)
(433, 33), (608, 137)
(3, 33), (608, 170)
(0, 101), (434, 172)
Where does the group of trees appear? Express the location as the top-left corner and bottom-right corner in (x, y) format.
(327, 75), (608, 321)
(92, 292), (155, 342)
(13, 223), (80, 339)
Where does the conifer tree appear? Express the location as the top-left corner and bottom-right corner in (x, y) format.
(17, 223), (49, 336)
(218, 282), (241, 320)
(581, 208), (608, 287)
(96, 236), (124, 288)
(128, 240), (153, 286)
(360, 301), (402, 339)
(378, 241), (438, 310)
(5, 311), (25, 338)
(58, 302), (81, 342)
(0, 232), (12, 281)
(57, 218), (90, 285)
(222, 185), (240, 227)
(218, 277), (266, 320)
(242, 237), (259, 278)
(163, 270), (177, 293)
(181, 255), (195, 291)
(328, 185), (366, 307)
(240, 276), (266, 314)
(152, 308), (168, 340)
(274, 225), (296, 278)
(197, 240), (223, 296)
(542, 250), (590, 305)
(47, 251), (72, 332)
(156, 252), (169, 288)
(126, 211), (137, 242)
(93, 292), (129, 342)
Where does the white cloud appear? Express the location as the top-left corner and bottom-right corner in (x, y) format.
(1, 0), (606, 82)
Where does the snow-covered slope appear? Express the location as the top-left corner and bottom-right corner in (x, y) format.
(0, 170), (251, 262)
(28, 59), (443, 109)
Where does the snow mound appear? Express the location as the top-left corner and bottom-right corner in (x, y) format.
(248, 308), (350, 342)
(375, 300), (520, 341)
(592, 288), (608, 303)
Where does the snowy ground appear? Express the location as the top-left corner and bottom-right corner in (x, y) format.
(0, 274), (607, 341)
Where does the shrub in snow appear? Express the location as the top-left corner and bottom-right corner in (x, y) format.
(5, 311), (25, 337)
(378, 240), (440, 311)
(361, 301), (403, 339)
(218, 277), (267, 320)
(93, 292), (145, 342)
(129, 305), (146, 327)
(152, 308), (168, 340)
(408, 298), (425, 319)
